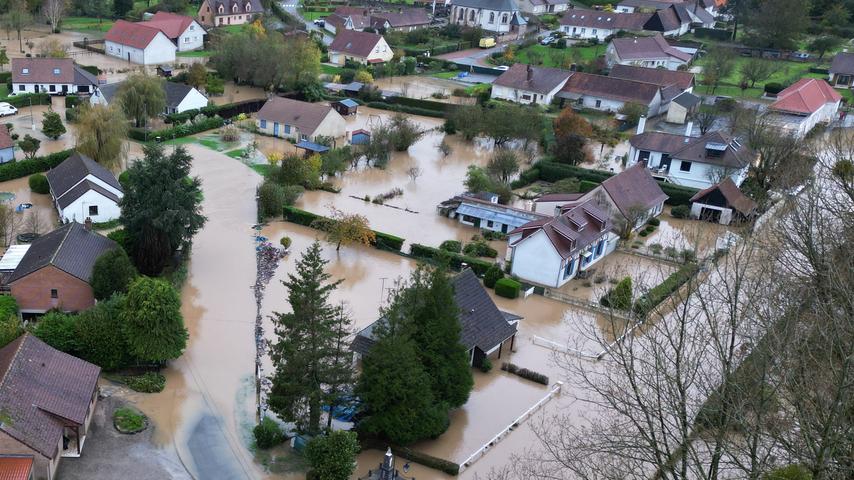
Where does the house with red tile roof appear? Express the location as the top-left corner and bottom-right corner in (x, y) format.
(767, 78), (842, 138)
(104, 19), (177, 65)
(606, 34), (693, 70)
(143, 11), (206, 51)
(0, 334), (100, 480)
(328, 30), (393, 65)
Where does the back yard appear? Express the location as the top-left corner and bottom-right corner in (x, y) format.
(694, 55), (834, 99)
(502, 43), (604, 68)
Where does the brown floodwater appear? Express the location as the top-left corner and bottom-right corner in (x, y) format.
(0, 176), (60, 249)
(373, 76), (477, 105)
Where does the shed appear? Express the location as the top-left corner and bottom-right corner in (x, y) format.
(343, 81), (364, 96)
(666, 91), (700, 124)
(295, 140), (331, 157)
(332, 98), (359, 116)
(689, 178), (757, 225)
(157, 65), (173, 77)
(350, 129), (371, 145)
(0, 245), (31, 273)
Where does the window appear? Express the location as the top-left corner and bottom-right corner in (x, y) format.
(190, 24), (195, 30)
(487, 220), (494, 227)
(232, 4), (238, 12)
(501, 13), (508, 23)
(284, 124), (291, 134)
(53, 68), (60, 75)
(522, 94), (531, 100)
(458, 9), (464, 20)
(592, 29), (597, 35)
(489, 12), (495, 23)
(21, 68), (29, 75)
(246, 2), (252, 11)
(184, 37), (189, 43)
(49, 85), (55, 92)
(563, 259), (575, 278)
(50, 289), (58, 299)
(581, 28), (586, 34)
(218, 5), (224, 13)
(18, 85), (24, 91)
(679, 161), (692, 172)
(596, 239), (604, 256)
(89, 205), (99, 216)
(595, 99), (601, 108)
(260, 119), (266, 129)
(469, 10), (475, 21)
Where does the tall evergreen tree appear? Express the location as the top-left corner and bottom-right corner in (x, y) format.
(268, 242), (354, 435)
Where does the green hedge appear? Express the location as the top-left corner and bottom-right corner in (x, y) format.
(634, 263), (699, 317)
(409, 243), (493, 275)
(0, 72), (11, 84)
(0, 296), (18, 320)
(0, 149), (74, 182)
(163, 99), (266, 124)
(282, 206), (405, 252)
(128, 116), (224, 142)
(391, 445), (459, 476)
(365, 101), (446, 118)
(495, 278), (521, 299)
(5, 93), (51, 108)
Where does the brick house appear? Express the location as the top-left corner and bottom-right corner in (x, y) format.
(5, 222), (117, 315)
(0, 334), (100, 480)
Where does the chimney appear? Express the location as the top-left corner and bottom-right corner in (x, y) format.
(526, 64), (534, 82)
(84, 217), (92, 231)
(685, 121), (694, 137)
(636, 115), (647, 134)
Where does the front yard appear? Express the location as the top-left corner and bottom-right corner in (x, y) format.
(61, 16), (115, 34)
(504, 43), (604, 68)
(694, 55), (832, 99)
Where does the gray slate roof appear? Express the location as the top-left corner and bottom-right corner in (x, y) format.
(45, 152), (123, 199)
(672, 91), (700, 108)
(451, 0), (519, 11)
(96, 81), (199, 109)
(55, 179), (121, 210)
(7, 222), (118, 284)
(351, 269), (519, 356)
(830, 52), (854, 75)
(493, 64), (571, 94)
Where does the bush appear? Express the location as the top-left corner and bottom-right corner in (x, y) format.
(495, 278), (521, 299)
(258, 181), (287, 220)
(372, 231), (404, 252)
(91, 249), (137, 300)
(764, 82), (784, 94)
(501, 362), (549, 385)
(107, 229), (132, 253)
(762, 465), (812, 480)
(439, 240), (462, 253)
(253, 417), (285, 449)
(114, 407), (147, 433)
(634, 263), (699, 316)
(280, 236), (292, 249)
(5, 93), (51, 108)
(479, 357), (492, 372)
(647, 217), (660, 226)
(409, 243), (492, 275)
(283, 206), (404, 252)
(483, 263), (504, 288)
(31, 311), (77, 353)
(0, 149), (73, 182)
(389, 445), (460, 476)
(579, 179), (598, 193)
(28, 173), (50, 194)
(128, 115), (224, 142)
(463, 240), (498, 258)
(671, 205), (690, 218)
(125, 372), (166, 393)
(600, 276), (632, 310)
(481, 230), (506, 241)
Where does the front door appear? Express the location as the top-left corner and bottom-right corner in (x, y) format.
(273, 122), (279, 136)
(62, 85), (68, 94)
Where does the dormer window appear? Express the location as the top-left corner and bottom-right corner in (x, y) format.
(53, 68), (61, 75)
(245, 2), (252, 12)
(21, 68), (29, 75)
(218, 5), (224, 13)
(232, 4), (238, 13)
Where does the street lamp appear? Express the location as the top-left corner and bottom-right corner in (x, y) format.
(29, 96), (34, 130)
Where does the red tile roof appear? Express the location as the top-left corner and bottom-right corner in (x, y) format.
(329, 29), (384, 58)
(769, 78), (842, 115)
(145, 11), (198, 39)
(0, 125), (12, 150)
(104, 19), (164, 49)
(0, 456), (33, 480)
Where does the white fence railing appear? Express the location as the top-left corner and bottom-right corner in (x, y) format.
(457, 381), (564, 474)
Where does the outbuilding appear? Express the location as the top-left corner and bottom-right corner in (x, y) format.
(332, 98), (359, 116)
(666, 91), (700, 124)
(45, 152), (124, 224)
(689, 178), (757, 225)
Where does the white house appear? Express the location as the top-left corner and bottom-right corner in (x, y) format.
(606, 34), (692, 70)
(45, 152), (124, 224)
(491, 64), (572, 105)
(0, 125), (13, 163)
(559, 10), (650, 41)
(10, 58), (98, 95)
(557, 72), (665, 117)
(438, 193), (548, 233)
(256, 98), (347, 143)
(767, 78), (842, 138)
(628, 119), (755, 189)
(449, 0), (527, 35)
(104, 20), (177, 65)
(91, 81), (208, 114)
(142, 11), (206, 52)
(328, 30), (394, 65)
(518, 0), (569, 16)
(507, 200), (618, 288)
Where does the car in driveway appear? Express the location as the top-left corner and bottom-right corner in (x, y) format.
(0, 103), (17, 117)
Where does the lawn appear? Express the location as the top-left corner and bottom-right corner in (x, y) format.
(113, 407), (147, 433)
(215, 24), (245, 34)
(321, 64), (344, 75)
(512, 44), (603, 68)
(226, 148), (247, 158)
(300, 10), (332, 21)
(251, 164), (271, 176)
(431, 71), (460, 79)
(177, 50), (213, 57)
(62, 16), (115, 34)
(695, 56), (829, 98)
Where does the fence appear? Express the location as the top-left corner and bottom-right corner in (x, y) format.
(72, 39), (105, 54)
(457, 381), (563, 474)
(541, 287), (634, 321)
(532, 335), (603, 360)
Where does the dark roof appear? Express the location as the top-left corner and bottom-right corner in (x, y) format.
(672, 91), (700, 108)
(0, 334), (100, 458)
(560, 72), (661, 105)
(55, 179), (121, 210)
(451, 0), (519, 10)
(294, 140), (331, 153)
(600, 164), (668, 218)
(0, 125), (12, 150)
(609, 64), (694, 90)
(11, 58), (75, 84)
(45, 152), (123, 199)
(256, 97), (338, 136)
(162, 81), (198, 108)
(645, 4), (691, 32)
(73, 64), (98, 87)
(329, 29), (383, 57)
(830, 52), (854, 75)
(351, 269), (519, 356)
(535, 193), (584, 203)
(610, 34), (692, 62)
(630, 130), (753, 168)
(560, 9), (651, 30)
(7, 222), (117, 284)
(210, 0), (263, 16)
(493, 64), (571, 94)
(371, 9), (430, 27)
(510, 200), (611, 259)
(690, 177), (757, 215)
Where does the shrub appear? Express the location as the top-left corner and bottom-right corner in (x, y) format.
(463, 239), (498, 258)
(481, 230), (506, 241)
(114, 407), (147, 433)
(0, 149), (73, 182)
(258, 181), (287, 220)
(439, 240), (462, 253)
(91, 249), (137, 300)
(280, 236), (292, 249)
(495, 278), (521, 299)
(483, 263), (504, 288)
(634, 263), (699, 317)
(253, 417), (285, 449)
(372, 231), (404, 252)
(107, 229), (132, 253)
(479, 357), (492, 372)
(600, 276), (632, 310)
(389, 446), (459, 476)
(579, 179), (598, 193)
(409, 243), (492, 275)
(762, 465), (812, 480)
(283, 206), (404, 252)
(647, 217), (660, 226)
(501, 362), (549, 385)
(28, 173), (50, 194)
(764, 82), (784, 95)
(31, 311), (77, 353)
(125, 372), (166, 393)
(671, 205), (690, 218)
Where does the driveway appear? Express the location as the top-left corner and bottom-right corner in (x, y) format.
(280, 1), (333, 46)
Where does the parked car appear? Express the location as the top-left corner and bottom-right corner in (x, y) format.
(479, 37), (496, 48)
(313, 19), (325, 27)
(791, 51), (810, 61)
(540, 36), (555, 45)
(0, 103), (18, 117)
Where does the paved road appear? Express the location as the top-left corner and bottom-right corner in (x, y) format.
(280, 1), (333, 46)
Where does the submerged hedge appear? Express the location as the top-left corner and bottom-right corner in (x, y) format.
(0, 149), (74, 182)
(282, 206), (404, 252)
(634, 262), (700, 317)
(409, 243), (493, 275)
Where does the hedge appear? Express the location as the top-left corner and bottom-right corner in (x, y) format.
(0, 72), (10, 84)
(634, 263), (699, 317)
(391, 445), (459, 476)
(366, 101), (446, 118)
(501, 362), (549, 385)
(0, 296), (18, 320)
(0, 149), (73, 182)
(5, 93), (51, 108)
(163, 98), (267, 124)
(282, 206), (405, 253)
(128, 115), (224, 142)
(409, 243), (493, 275)
(495, 278), (521, 299)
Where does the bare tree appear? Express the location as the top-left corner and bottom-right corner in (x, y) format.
(739, 59), (779, 89)
(42, 0), (67, 34)
(406, 166), (422, 182)
(0, 204), (23, 247)
(692, 108), (718, 135)
(25, 209), (43, 236)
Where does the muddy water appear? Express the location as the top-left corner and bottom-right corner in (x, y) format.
(373, 76), (477, 104)
(0, 176), (60, 249)
(555, 251), (677, 303)
(210, 83), (268, 106)
(643, 207), (736, 257)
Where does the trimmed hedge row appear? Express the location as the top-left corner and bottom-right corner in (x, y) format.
(5, 93), (51, 108)
(0, 149), (73, 182)
(409, 243), (493, 275)
(163, 98), (267, 124)
(366, 101), (446, 118)
(128, 116), (224, 142)
(495, 277), (521, 299)
(392, 445), (459, 476)
(501, 362), (549, 385)
(282, 206), (404, 252)
(634, 263), (699, 317)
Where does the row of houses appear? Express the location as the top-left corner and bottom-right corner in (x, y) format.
(559, 3), (715, 41)
(323, 6), (432, 34)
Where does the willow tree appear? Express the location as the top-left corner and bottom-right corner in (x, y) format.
(75, 104), (128, 171)
(116, 73), (167, 128)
